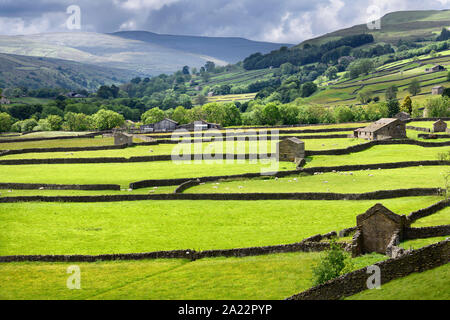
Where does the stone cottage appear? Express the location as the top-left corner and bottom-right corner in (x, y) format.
(277, 137), (305, 162)
(114, 132), (133, 146)
(356, 204), (407, 255)
(433, 119), (448, 133)
(432, 86), (445, 95)
(354, 118), (406, 141)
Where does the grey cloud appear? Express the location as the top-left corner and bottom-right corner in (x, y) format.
(0, 0), (448, 42)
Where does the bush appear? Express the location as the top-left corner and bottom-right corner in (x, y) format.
(0, 112), (12, 132)
(91, 109), (125, 130)
(312, 239), (353, 286)
(20, 119), (38, 132)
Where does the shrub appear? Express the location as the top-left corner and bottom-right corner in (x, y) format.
(0, 112), (12, 132)
(312, 239), (353, 286)
(20, 119), (38, 132)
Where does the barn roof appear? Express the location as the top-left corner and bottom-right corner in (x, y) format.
(357, 203), (404, 225)
(358, 118), (399, 133)
(281, 137), (304, 145)
(156, 118), (178, 125)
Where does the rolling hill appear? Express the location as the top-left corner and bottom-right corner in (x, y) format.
(111, 31), (292, 64)
(299, 10), (450, 48)
(0, 53), (140, 91)
(0, 31), (290, 79)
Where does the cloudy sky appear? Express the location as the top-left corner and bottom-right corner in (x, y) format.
(0, 0), (449, 43)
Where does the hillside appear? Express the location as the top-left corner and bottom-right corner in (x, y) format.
(300, 10), (450, 47)
(111, 31), (292, 63)
(0, 53), (140, 91)
(0, 32), (289, 77)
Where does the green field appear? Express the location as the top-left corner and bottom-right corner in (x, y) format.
(347, 263), (450, 300)
(0, 252), (386, 300)
(0, 121), (448, 300)
(305, 145), (450, 167)
(0, 197), (439, 256)
(187, 166), (449, 194)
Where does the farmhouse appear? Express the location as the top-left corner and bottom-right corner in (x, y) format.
(356, 204), (407, 255)
(354, 118), (406, 141)
(394, 112), (411, 121)
(432, 86), (445, 95)
(178, 120), (222, 131)
(425, 65), (446, 73)
(433, 119), (448, 133)
(277, 137), (305, 162)
(114, 132), (133, 146)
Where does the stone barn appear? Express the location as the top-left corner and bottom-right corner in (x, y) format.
(433, 119), (448, 133)
(114, 132), (133, 146)
(278, 137), (305, 162)
(354, 118), (406, 141)
(394, 111), (411, 121)
(432, 86), (444, 95)
(356, 204), (407, 255)
(425, 65), (446, 73)
(153, 118), (178, 132)
(178, 120), (222, 131)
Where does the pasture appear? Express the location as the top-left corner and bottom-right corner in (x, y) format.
(0, 120), (448, 300)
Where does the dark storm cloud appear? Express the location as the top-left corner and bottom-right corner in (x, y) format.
(0, 0), (448, 42)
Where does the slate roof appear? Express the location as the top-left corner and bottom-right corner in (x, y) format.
(358, 118), (399, 133)
(282, 137), (304, 145)
(357, 203), (404, 225)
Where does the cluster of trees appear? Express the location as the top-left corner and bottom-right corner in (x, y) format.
(0, 109), (126, 133)
(243, 34), (374, 70)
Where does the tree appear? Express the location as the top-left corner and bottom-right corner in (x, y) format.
(387, 99), (400, 117)
(408, 79), (421, 96)
(182, 66), (190, 75)
(437, 28), (450, 41)
(193, 94), (208, 106)
(172, 106), (188, 124)
(92, 109), (125, 130)
(0, 112), (12, 132)
(325, 66), (338, 80)
(400, 96), (413, 114)
(357, 88), (373, 104)
(443, 88), (450, 98)
(205, 61), (215, 73)
(301, 82), (318, 98)
(46, 115), (63, 131)
(262, 103), (281, 125)
(141, 107), (165, 125)
(64, 112), (92, 131)
(312, 239), (352, 286)
(21, 119), (38, 132)
(385, 85), (398, 101)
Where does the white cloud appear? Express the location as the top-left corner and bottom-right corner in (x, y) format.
(114, 0), (180, 11)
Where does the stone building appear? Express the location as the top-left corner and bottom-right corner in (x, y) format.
(425, 65), (446, 73)
(432, 86), (444, 95)
(354, 118), (406, 141)
(277, 137), (305, 162)
(140, 118), (178, 133)
(433, 119), (448, 133)
(394, 111), (411, 121)
(114, 132), (133, 146)
(356, 204), (407, 255)
(178, 120), (222, 131)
